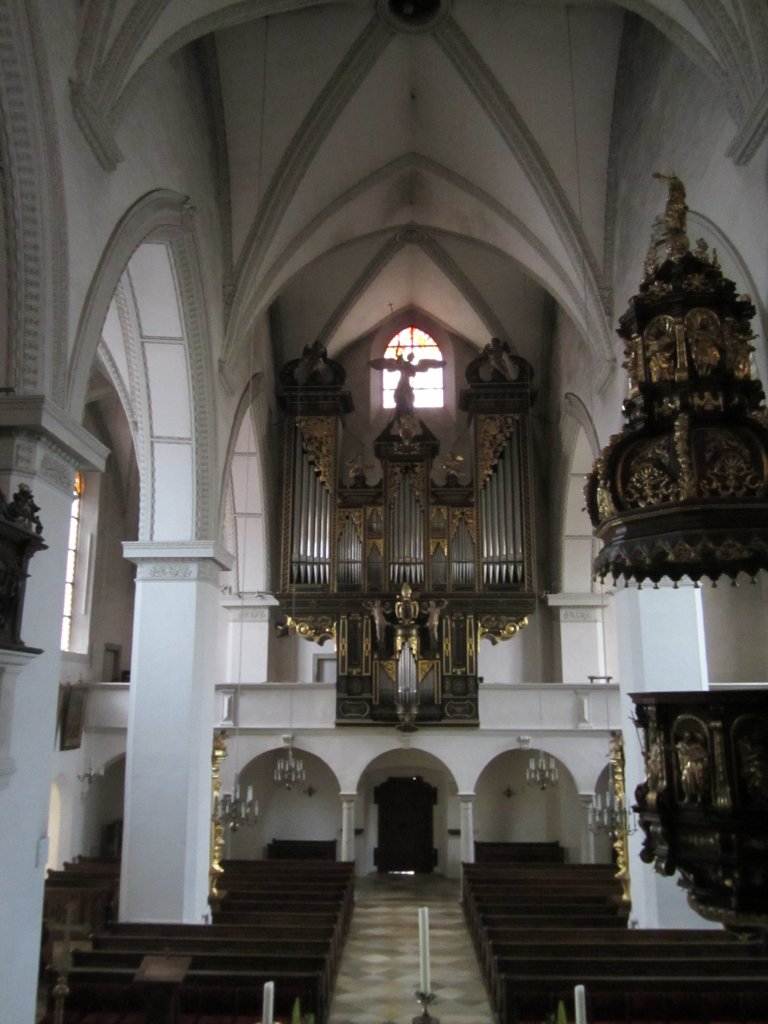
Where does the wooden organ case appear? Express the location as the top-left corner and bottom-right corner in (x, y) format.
(276, 342), (536, 728)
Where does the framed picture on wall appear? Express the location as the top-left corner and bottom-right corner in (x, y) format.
(59, 684), (88, 751)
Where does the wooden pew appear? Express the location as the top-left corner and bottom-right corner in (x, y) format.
(71, 946), (333, 1017)
(48, 962), (327, 1022)
(499, 971), (768, 1024)
(474, 840), (565, 863)
(266, 838), (337, 860)
(490, 953), (768, 1014)
(45, 858), (353, 1023)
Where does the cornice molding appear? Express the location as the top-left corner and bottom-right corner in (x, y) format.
(124, 539), (234, 572)
(0, 0), (68, 402)
(0, 395), (108, 472)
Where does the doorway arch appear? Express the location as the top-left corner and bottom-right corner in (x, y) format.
(374, 775), (436, 873)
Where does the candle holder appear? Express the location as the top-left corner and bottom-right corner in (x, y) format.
(413, 990), (439, 1024)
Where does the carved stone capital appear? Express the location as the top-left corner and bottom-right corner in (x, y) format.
(124, 541), (234, 583)
(0, 396), (108, 493)
(221, 594), (279, 623)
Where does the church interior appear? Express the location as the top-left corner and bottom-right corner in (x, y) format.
(2, 1), (768, 1022)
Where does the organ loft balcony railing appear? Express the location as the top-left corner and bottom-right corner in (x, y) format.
(275, 337), (537, 727)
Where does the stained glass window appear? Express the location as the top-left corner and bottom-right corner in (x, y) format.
(382, 327), (444, 409)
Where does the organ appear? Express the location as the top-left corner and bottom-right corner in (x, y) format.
(276, 338), (537, 727)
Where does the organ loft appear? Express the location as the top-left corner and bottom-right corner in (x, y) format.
(276, 335), (537, 728)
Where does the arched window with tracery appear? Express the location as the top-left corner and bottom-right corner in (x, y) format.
(381, 327), (444, 409)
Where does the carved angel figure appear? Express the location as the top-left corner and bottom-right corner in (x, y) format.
(481, 337), (517, 381)
(369, 351), (446, 416)
(295, 339), (331, 384)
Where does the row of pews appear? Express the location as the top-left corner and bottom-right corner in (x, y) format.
(464, 857), (768, 1023)
(41, 857), (354, 1024)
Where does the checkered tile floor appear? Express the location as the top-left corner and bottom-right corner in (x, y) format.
(329, 873), (494, 1024)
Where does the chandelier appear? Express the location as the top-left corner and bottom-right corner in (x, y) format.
(219, 773), (258, 831)
(585, 174), (768, 586)
(274, 734), (306, 790)
(589, 771), (637, 837)
(525, 750), (559, 790)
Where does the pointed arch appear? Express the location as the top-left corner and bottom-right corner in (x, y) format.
(220, 376), (270, 594)
(68, 190), (218, 541)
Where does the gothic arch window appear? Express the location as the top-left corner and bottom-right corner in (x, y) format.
(61, 472), (83, 651)
(381, 326), (444, 409)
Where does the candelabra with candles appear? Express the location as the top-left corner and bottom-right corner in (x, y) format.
(274, 733), (306, 790)
(218, 774), (258, 831)
(525, 749), (559, 790)
(589, 735), (637, 838)
(589, 784), (636, 836)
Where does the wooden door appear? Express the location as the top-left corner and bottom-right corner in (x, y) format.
(374, 776), (436, 873)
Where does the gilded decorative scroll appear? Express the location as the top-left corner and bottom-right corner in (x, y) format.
(478, 614), (528, 645)
(608, 730), (631, 905)
(338, 508), (363, 540)
(296, 416), (335, 489)
(476, 414), (517, 483)
(281, 614), (336, 644)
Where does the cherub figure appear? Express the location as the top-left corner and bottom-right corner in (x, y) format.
(440, 451), (465, 485)
(345, 454), (368, 486)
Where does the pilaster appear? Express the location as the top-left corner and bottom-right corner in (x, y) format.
(458, 793), (475, 864)
(614, 582), (713, 929)
(120, 541), (233, 923)
(222, 593), (279, 683)
(0, 399), (106, 1024)
(547, 593), (609, 684)
(340, 792), (357, 863)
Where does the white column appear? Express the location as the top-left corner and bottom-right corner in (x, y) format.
(0, 399), (107, 1024)
(615, 582), (713, 928)
(547, 593), (609, 683)
(340, 793), (356, 862)
(458, 793), (475, 864)
(222, 594), (279, 683)
(578, 794), (596, 863)
(121, 541), (232, 923)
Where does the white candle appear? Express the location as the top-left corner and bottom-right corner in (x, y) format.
(418, 906), (431, 995)
(262, 980), (274, 1024)
(574, 983), (586, 1024)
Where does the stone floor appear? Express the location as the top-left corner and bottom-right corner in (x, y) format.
(329, 873), (494, 1024)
